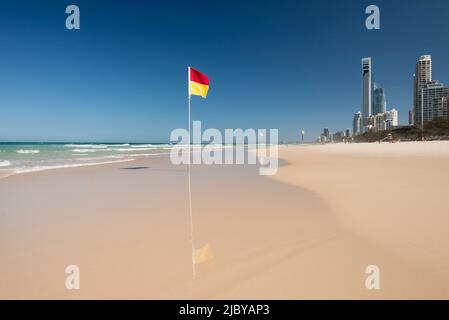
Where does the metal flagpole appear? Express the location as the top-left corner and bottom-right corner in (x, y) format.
(187, 67), (197, 279)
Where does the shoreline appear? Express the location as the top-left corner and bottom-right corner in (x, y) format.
(1, 142), (449, 299)
(1, 140), (447, 181)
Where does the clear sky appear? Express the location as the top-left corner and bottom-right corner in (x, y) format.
(1, 0), (449, 142)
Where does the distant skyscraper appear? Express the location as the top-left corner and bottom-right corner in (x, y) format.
(353, 111), (361, 136)
(412, 55), (449, 127)
(369, 109), (398, 131)
(362, 57), (372, 131)
(385, 108), (398, 129)
(373, 86), (386, 115)
(374, 113), (386, 131)
(409, 109), (414, 126)
(333, 131), (344, 142)
(421, 81), (449, 123)
(319, 127), (331, 143)
(345, 128), (351, 138)
(413, 55), (432, 128)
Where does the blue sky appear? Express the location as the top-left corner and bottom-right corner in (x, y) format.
(1, 0), (449, 142)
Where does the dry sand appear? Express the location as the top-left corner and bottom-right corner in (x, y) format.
(1, 142), (449, 299)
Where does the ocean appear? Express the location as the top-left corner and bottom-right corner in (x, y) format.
(0, 142), (172, 178)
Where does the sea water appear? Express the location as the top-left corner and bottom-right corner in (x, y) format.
(0, 142), (172, 178)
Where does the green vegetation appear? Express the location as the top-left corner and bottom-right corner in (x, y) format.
(354, 118), (449, 142)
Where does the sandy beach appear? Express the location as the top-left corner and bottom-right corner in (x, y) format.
(1, 142), (449, 299)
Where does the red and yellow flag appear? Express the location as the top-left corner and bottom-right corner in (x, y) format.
(189, 67), (210, 98)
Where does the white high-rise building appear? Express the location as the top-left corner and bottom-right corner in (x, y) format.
(385, 108), (398, 129)
(413, 55), (432, 128)
(371, 108), (398, 131)
(362, 57), (372, 132)
(412, 55), (449, 127)
(421, 81), (449, 123)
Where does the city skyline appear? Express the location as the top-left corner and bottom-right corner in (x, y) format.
(323, 53), (449, 140)
(1, 1), (449, 142)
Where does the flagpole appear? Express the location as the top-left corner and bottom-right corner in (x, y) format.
(188, 66), (191, 138)
(187, 67), (197, 279)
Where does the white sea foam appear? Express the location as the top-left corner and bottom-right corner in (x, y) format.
(131, 144), (174, 149)
(16, 149), (40, 154)
(64, 144), (109, 149)
(71, 149), (105, 153)
(9, 158), (136, 175)
(0, 150), (173, 179)
(130, 144), (158, 148)
(0, 160), (11, 167)
(112, 147), (165, 152)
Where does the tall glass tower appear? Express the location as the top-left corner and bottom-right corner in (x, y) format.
(362, 57), (372, 132)
(373, 86), (386, 115)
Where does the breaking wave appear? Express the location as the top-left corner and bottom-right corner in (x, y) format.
(16, 149), (40, 154)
